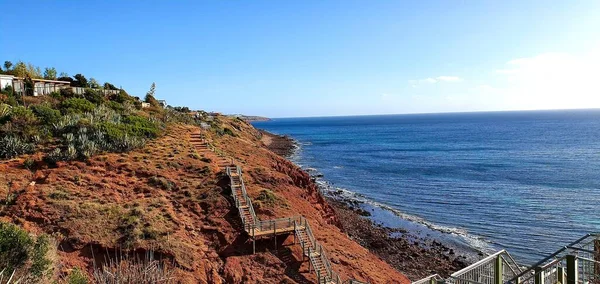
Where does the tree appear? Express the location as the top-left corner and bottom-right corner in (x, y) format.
(144, 83), (159, 107)
(57, 76), (74, 84)
(73, 74), (88, 88)
(12, 62), (27, 77)
(89, 78), (100, 89)
(12, 61), (42, 78)
(59, 72), (69, 78)
(104, 82), (118, 90)
(3, 61), (12, 71)
(26, 63), (42, 78)
(146, 82), (156, 98)
(43, 67), (57, 80)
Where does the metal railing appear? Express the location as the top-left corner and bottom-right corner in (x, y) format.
(412, 234), (600, 284)
(506, 233), (600, 284)
(446, 250), (521, 284)
(413, 274), (444, 284)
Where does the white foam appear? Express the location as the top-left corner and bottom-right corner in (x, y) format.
(286, 136), (494, 254)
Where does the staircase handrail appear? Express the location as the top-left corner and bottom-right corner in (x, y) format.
(303, 217), (318, 250)
(412, 274), (443, 284)
(506, 232), (600, 283)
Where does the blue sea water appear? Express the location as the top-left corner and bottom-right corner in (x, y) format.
(252, 110), (600, 265)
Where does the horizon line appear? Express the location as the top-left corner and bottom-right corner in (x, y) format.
(254, 107), (600, 120)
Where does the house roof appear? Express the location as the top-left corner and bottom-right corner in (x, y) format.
(11, 77), (71, 84)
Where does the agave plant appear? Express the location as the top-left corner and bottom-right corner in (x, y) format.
(0, 136), (35, 159)
(0, 104), (11, 119)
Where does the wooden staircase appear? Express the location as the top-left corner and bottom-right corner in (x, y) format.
(191, 129), (367, 284)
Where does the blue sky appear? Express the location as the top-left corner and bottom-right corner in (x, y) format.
(1, 1), (599, 117)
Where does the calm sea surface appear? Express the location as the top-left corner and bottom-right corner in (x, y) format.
(252, 110), (600, 264)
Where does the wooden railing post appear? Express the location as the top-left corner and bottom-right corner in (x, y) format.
(494, 255), (503, 284)
(566, 255), (578, 284)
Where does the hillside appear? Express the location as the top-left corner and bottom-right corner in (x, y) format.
(1, 109), (409, 282)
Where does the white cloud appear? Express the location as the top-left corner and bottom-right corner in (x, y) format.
(482, 50), (600, 110)
(436, 76), (462, 82)
(409, 75), (463, 87)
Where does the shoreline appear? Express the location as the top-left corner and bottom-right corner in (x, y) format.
(260, 130), (470, 279)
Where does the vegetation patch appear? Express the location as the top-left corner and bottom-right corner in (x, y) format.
(255, 189), (288, 209)
(0, 222), (54, 281)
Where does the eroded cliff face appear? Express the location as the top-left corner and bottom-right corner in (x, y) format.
(0, 116), (409, 283)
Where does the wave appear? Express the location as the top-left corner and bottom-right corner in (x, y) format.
(283, 135), (493, 254)
(303, 164), (494, 255)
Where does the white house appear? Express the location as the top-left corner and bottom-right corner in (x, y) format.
(0, 74), (15, 90)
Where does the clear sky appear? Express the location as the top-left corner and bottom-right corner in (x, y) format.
(1, 1), (599, 117)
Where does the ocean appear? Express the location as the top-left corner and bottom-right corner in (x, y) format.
(252, 110), (600, 265)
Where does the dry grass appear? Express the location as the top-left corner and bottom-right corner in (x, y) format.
(92, 251), (175, 284)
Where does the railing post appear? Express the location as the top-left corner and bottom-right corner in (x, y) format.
(534, 267), (544, 284)
(557, 267), (565, 284)
(566, 255), (578, 284)
(595, 239), (600, 279)
(252, 227), (256, 254)
(308, 247), (312, 273)
(494, 255), (503, 284)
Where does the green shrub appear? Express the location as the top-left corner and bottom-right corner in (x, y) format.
(148, 176), (174, 191)
(23, 158), (35, 170)
(49, 91), (62, 99)
(0, 222), (32, 271)
(106, 101), (125, 113)
(0, 222), (53, 281)
(60, 88), (75, 98)
(83, 89), (105, 105)
(68, 267), (89, 284)
(60, 98), (95, 114)
(0, 136), (35, 159)
(109, 90), (132, 104)
(7, 106), (39, 137)
(31, 104), (61, 124)
(123, 115), (160, 138)
(29, 235), (52, 277)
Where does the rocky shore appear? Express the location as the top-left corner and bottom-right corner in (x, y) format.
(260, 130), (469, 280)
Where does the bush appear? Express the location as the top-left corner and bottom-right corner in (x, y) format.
(83, 89), (105, 105)
(31, 104), (61, 124)
(49, 91), (62, 99)
(109, 90), (132, 104)
(123, 115), (160, 138)
(60, 98), (95, 114)
(106, 101), (125, 113)
(0, 222), (53, 281)
(60, 87), (75, 98)
(0, 136), (35, 159)
(67, 268), (89, 284)
(0, 222), (32, 271)
(7, 106), (39, 137)
(0, 103), (11, 123)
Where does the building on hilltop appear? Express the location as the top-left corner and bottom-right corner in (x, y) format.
(0, 75), (121, 96)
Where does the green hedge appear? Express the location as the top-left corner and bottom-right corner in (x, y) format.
(60, 98), (95, 114)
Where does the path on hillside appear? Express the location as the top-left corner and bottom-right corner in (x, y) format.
(189, 131), (366, 284)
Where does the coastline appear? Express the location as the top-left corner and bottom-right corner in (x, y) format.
(260, 130), (470, 279)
